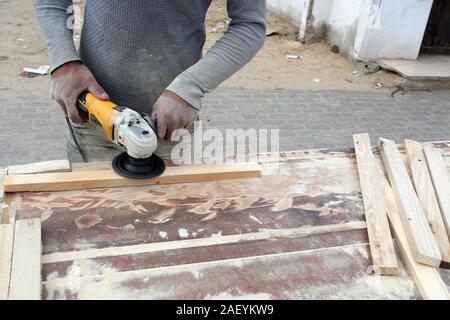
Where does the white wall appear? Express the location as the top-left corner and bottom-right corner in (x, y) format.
(266, 0), (307, 26)
(354, 0), (434, 60)
(267, 0), (433, 61)
(325, 0), (365, 54)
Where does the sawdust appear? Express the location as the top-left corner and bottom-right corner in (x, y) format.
(296, 270), (418, 300)
(288, 245), (418, 300)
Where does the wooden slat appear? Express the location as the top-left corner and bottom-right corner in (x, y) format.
(376, 158), (449, 300)
(8, 218), (41, 300)
(379, 138), (441, 267)
(4, 163), (262, 193)
(353, 133), (398, 274)
(405, 140), (450, 267)
(7, 159), (70, 175)
(0, 224), (14, 300)
(423, 145), (450, 237)
(42, 221), (367, 264)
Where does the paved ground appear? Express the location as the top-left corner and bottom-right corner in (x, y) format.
(0, 88), (449, 168)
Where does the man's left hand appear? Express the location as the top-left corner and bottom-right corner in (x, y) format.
(152, 90), (199, 140)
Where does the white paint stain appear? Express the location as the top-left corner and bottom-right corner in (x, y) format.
(249, 215), (263, 224)
(159, 231), (168, 239)
(178, 228), (189, 238)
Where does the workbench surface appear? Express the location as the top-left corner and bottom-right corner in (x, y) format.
(8, 142), (450, 299)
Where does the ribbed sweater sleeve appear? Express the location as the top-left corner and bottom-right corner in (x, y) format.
(166, 0), (267, 109)
(32, 0), (81, 72)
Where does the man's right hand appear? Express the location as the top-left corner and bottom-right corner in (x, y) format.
(50, 61), (109, 124)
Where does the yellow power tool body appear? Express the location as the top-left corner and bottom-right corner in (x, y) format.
(76, 92), (165, 179)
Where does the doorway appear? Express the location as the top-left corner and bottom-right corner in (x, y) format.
(421, 0), (450, 54)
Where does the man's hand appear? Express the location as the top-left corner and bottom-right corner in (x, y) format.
(152, 90), (199, 140)
(50, 61), (109, 124)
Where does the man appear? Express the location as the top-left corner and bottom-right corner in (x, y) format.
(32, 0), (266, 162)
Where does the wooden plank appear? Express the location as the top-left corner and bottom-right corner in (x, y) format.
(376, 157), (449, 300)
(42, 220), (367, 264)
(379, 138), (441, 267)
(4, 163), (262, 193)
(8, 218), (41, 300)
(7, 159), (71, 176)
(353, 133), (398, 274)
(405, 140), (450, 268)
(0, 224), (14, 300)
(423, 145), (450, 238)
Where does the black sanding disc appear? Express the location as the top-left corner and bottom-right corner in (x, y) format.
(112, 152), (166, 179)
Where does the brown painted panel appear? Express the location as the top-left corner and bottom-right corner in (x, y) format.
(15, 154), (365, 254)
(42, 229), (368, 281)
(42, 244), (419, 300)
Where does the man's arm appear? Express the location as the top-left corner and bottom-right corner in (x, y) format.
(32, 0), (80, 72)
(167, 0), (267, 110)
(153, 0), (266, 140)
(33, 0), (108, 123)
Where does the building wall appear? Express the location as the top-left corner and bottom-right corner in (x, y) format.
(354, 0), (434, 60)
(267, 0), (433, 61)
(266, 0), (307, 26)
(325, 0), (365, 56)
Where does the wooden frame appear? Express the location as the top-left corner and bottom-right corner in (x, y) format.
(8, 218), (41, 300)
(0, 224), (14, 300)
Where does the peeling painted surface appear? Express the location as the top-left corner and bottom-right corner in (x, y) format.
(10, 145), (450, 299)
(15, 149), (366, 255)
(41, 229), (368, 281)
(41, 244), (419, 300)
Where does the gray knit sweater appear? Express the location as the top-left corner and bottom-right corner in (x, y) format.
(32, 0), (266, 113)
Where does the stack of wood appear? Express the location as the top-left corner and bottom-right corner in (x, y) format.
(353, 133), (450, 300)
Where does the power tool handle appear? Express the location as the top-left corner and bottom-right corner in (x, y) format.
(76, 91), (90, 121)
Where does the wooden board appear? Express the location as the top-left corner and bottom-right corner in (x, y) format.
(353, 133), (398, 274)
(405, 140), (450, 267)
(8, 218), (41, 300)
(380, 138), (441, 267)
(42, 221), (367, 264)
(376, 158), (449, 300)
(423, 145), (450, 237)
(0, 224), (14, 300)
(4, 163), (262, 193)
(7, 159), (71, 175)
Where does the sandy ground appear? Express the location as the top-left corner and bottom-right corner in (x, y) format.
(0, 0), (402, 97)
